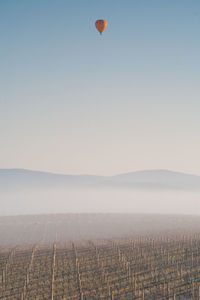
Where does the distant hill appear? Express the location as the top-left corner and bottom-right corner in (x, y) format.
(108, 169), (200, 190)
(0, 168), (200, 191)
(0, 168), (104, 190)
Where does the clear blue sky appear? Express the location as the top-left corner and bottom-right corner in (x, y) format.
(1, 0), (200, 175)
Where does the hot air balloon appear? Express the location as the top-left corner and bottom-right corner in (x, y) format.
(95, 19), (107, 35)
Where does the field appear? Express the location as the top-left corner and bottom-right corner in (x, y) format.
(1, 214), (200, 299)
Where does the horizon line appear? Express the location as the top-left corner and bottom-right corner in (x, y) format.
(0, 167), (199, 178)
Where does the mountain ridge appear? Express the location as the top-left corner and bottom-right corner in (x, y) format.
(0, 168), (199, 178)
(0, 168), (200, 190)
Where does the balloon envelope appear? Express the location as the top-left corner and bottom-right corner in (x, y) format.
(95, 20), (107, 34)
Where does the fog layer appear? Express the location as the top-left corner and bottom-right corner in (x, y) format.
(1, 187), (200, 216)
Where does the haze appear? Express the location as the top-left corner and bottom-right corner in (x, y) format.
(1, 186), (200, 216)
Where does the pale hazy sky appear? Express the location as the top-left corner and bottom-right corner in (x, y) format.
(1, 0), (200, 175)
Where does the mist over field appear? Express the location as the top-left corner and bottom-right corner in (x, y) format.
(1, 186), (200, 216)
(0, 168), (200, 216)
